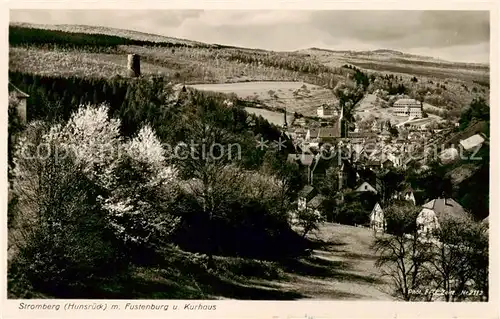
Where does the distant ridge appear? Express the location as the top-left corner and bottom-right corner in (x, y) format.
(305, 47), (488, 67)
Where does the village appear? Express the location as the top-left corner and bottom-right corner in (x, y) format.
(6, 15), (490, 303)
(281, 94), (489, 238)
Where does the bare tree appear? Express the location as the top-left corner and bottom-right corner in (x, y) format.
(427, 217), (488, 301)
(372, 202), (434, 301)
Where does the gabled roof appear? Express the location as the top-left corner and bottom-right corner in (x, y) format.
(308, 195), (325, 209)
(318, 126), (340, 138)
(459, 134), (485, 151)
(367, 160), (381, 166)
(371, 202), (383, 214)
(298, 185), (315, 199)
(8, 81), (30, 98)
(380, 129), (391, 136)
(355, 181), (378, 194)
(394, 98), (419, 106)
(421, 198), (468, 222)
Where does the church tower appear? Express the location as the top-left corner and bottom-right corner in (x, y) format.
(338, 106), (347, 138)
(283, 108), (288, 128)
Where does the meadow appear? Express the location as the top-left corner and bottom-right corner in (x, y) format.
(190, 81), (337, 117)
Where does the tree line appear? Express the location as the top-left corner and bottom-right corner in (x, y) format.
(9, 26), (212, 53)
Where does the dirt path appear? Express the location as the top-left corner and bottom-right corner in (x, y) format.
(243, 223), (394, 300)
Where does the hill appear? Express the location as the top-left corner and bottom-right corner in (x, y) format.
(9, 23), (489, 120)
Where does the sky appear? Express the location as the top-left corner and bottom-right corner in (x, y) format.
(10, 10), (490, 63)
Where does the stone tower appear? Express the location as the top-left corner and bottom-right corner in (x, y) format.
(127, 54), (141, 77)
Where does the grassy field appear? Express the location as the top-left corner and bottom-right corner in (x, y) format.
(244, 107), (294, 127)
(273, 223), (393, 300)
(190, 81), (336, 117)
(9, 47), (173, 78)
(301, 48), (489, 83)
(354, 94), (443, 125)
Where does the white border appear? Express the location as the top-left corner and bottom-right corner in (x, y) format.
(1, 1), (499, 318)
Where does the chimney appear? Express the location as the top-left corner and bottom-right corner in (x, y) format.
(127, 54), (141, 77)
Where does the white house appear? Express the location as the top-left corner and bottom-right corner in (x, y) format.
(355, 181), (378, 194)
(416, 198), (468, 239)
(404, 190), (416, 205)
(297, 185), (316, 211)
(370, 202), (386, 233)
(439, 147), (459, 163)
(387, 152), (403, 167)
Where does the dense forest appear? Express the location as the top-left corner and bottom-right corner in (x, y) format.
(9, 25), (227, 52)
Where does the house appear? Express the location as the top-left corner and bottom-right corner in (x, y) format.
(439, 147), (459, 163)
(365, 160), (382, 171)
(307, 194), (326, 215)
(416, 198), (468, 238)
(393, 98), (422, 118)
(370, 202), (386, 233)
(393, 185), (417, 205)
(459, 134), (485, 152)
(305, 128), (320, 142)
(380, 129), (391, 142)
(294, 117), (307, 127)
(297, 185), (317, 211)
(387, 152), (403, 167)
(381, 158), (394, 169)
(355, 181), (378, 194)
(317, 104), (336, 118)
(403, 187), (416, 205)
(318, 126), (340, 143)
(8, 81), (30, 124)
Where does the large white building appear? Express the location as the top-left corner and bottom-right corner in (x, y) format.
(393, 98), (423, 118)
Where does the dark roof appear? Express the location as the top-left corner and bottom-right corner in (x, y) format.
(8, 82), (30, 98)
(367, 160), (381, 166)
(404, 157), (416, 165)
(319, 126), (340, 138)
(422, 198), (468, 222)
(381, 130), (391, 136)
(298, 185), (316, 199)
(308, 195), (325, 209)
